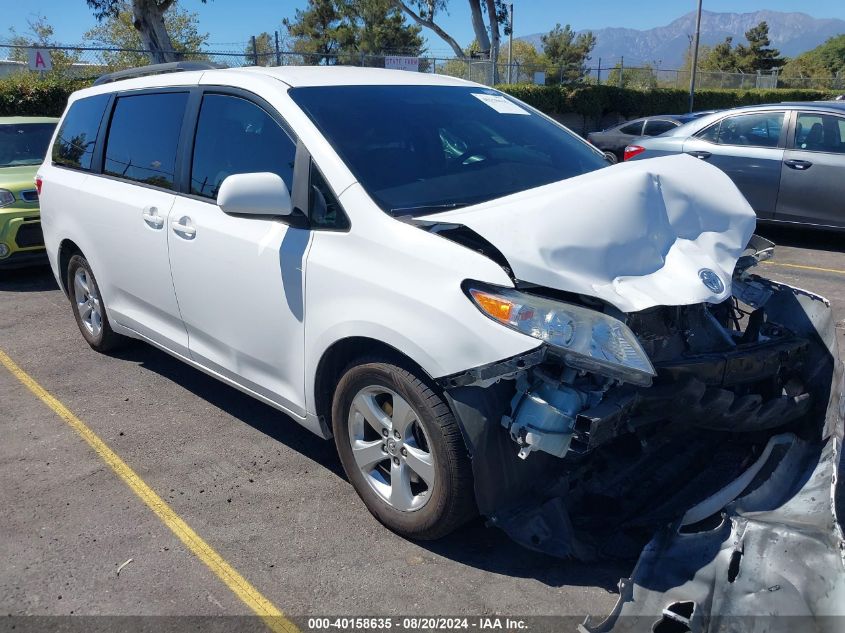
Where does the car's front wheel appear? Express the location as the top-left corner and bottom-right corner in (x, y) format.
(332, 360), (475, 540)
(67, 254), (127, 353)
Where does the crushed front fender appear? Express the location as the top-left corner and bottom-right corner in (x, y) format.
(582, 291), (845, 632)
(446, 279), (845, 629)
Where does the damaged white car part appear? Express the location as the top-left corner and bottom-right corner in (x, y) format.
(466, 285), (655, 386)
(466, 283), (655, 459)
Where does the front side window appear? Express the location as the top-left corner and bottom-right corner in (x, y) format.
(697, 120), (720, 143)
(289, 85), (606, 216)
(52, 94), (110, 171)
(190, 94), (296, 200)
(794, 112), (845, 154)
(0, 122), (56, 168)
(708, 112), (785, 148)
(104, 92), (188, 189)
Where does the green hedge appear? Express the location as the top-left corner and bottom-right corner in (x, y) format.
(0, 72), (840, 121)
(0, 74), (91, 117)
(498, 84), (840, 121)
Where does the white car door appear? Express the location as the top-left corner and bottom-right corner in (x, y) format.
(166, 91), (310, 417)
(91, 90), (191, 354)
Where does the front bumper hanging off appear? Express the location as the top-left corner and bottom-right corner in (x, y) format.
(443, 280), (845, 630)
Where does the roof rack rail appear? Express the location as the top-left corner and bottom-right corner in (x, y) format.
(93, 61), (225, 86)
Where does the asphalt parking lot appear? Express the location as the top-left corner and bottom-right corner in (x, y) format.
(1, 223), (844, 628)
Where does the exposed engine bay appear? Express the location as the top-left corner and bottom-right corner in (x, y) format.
(439, 235), (844, 628)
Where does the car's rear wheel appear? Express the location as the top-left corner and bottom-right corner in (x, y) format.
(67, 254), (127, 353)
(332, 360), (475, 540)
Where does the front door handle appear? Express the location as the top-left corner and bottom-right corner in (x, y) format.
(171, 217), (196, 239)
(686, 150), (712, 160)
(785, 159), (813, 170)
(141, 206), (164, 229)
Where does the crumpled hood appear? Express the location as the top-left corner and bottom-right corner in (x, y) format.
(420, 155), (756, 313)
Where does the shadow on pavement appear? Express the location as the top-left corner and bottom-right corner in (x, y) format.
(0, 264), (58, 292)
(111, 341), (631, 591)
(421, 517), (631, 590)
(758, 224), (845, 255)
(110, 341), (345, 480)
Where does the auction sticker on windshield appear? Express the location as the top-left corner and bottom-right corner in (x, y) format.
(471, 93), (530, 115)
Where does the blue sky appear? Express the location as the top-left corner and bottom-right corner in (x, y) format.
(3, 0), (845, 55)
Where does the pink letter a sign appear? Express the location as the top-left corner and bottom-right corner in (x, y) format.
(28, 48), (53, 72)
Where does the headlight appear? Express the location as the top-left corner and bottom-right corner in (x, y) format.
(467, 283), (656, 386)
(0, 189), (14, 208)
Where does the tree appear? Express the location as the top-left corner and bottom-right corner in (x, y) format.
(781, 34), (845, 88)
(608, 63), (657, 90)
(541, 23), (595, 83)
(246, 32), (275, 66)
(498, 40), (547, 83)
(734, 22), (784, 72)
(390, 0), (510, 61)
(7, 14), (82, 72)
(699, 36), (738, 71)
(86, 0), (209, 64)
(84, 0), (208, 68)
(284, 0), (424, 65)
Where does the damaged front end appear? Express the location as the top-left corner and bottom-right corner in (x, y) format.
(441, 235), (845, 624)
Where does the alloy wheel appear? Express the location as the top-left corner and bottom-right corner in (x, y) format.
(73, 268), (102, 337)
(347, 386), (435, 512)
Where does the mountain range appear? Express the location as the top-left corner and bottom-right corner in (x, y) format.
(519, 10), (845, 69)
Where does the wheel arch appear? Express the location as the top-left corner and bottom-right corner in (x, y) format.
(57, 238), (83, 296)
(312, 336), (440, 436)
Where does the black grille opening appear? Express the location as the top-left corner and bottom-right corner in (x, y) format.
(20, 189), (38, 203)
(14, 222), (44, 248)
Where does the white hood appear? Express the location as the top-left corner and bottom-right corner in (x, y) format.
(421, 155), (756, 313)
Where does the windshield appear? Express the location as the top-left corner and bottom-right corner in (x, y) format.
(0, 123), (56, 168)
(289, 85), (607, 216)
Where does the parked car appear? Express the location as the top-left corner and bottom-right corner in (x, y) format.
(586, 113), (713, 163)
(38, 66), (841, 610)
(625, 102), (845, 230)
(0, 116), (58, 268)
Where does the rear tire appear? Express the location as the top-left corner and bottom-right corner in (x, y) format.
(332, 359), (476, 540)
(67, 254), (127, 353)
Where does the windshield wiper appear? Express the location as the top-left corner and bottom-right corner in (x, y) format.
(389, 202), (471, 216)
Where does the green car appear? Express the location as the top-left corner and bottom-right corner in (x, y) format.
(0, 116), (59, 269)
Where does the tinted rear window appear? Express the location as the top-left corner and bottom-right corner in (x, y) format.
(52, 94), (110, 171)
(619, 121), (644, 135)
(104, 92), (188, 189)
(644, 119), (677, 136)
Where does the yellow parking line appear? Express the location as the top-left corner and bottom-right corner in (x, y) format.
(0, 348), (299, 633)
(761, 260), (845, 276)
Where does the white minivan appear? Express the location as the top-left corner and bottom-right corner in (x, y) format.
(39, 63), (840, 556)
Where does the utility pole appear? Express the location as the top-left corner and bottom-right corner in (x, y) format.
(274, 31), (281, 67)
(251, 35), (258, 66)
(507, 3), (514, 84)
(689, 0), (703, 112)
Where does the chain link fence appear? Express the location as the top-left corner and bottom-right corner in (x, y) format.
(2, 44), (844, 92)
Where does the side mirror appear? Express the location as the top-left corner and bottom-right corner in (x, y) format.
(217, 172), (292, 217)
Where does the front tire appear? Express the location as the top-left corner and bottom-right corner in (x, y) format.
(332, 360), (476, 540)
(67, 254), (127, 353)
